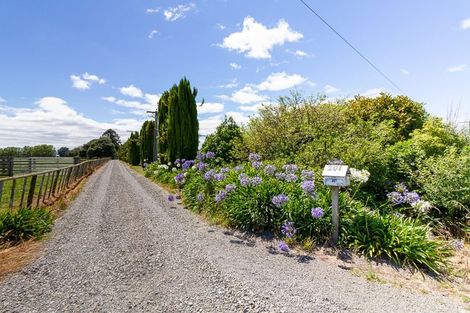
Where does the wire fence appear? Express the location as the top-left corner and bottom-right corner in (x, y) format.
(0, 157), (80, 177)
(0, 158), (109, 210)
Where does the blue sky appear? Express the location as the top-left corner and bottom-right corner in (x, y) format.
(1, 0), (469, 147)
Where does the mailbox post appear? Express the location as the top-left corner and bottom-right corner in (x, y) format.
(322, 163), (350, 245)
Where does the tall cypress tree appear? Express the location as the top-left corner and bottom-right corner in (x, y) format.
(140, 120), (155, 163)
(128, 132), (141, 166)
(158, 91), (170, 163)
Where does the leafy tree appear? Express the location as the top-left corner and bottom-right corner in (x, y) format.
(127, 132), (141, 165)
(101, 129), (121, 151)
(158, 90), (170, 164)
(202, 116), (243, 163)
(57, 147), (70, 157)
(86, 137), (116, 159)
(30, 145), (56, 157)
(68, 146), (81, 157)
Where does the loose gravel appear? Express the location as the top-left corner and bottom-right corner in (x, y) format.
(0, 160), (465, 312)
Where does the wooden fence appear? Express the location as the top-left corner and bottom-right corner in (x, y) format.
(0, 158), (109, 210)
(0, 157), (80, 177)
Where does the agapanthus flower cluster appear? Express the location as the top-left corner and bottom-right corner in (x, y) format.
(248, 153), (261, 162)
(204, 169), (216, 181)
(182, 160), (194, 171)
(214, 173), (225, 182)
(281, 221), (296, 238)
(225, 184), (236, 193)
(174, 159), (181, 167)
(301, 170), (314, 180)
(174, 173), (185, 185)
(250, 176), (263, 186)
(275, 172), (286, 181)
(264, 165), (276, 176)
(283, 164), (298, 174)
(215, 190), (227, 203)
(301, 180), (316, 197)
(234, 165), (243, 172)
(197, 193), (204, 202)
(387, 184), (426, 208)
(197, 162), (206, 172)
(349, 168), (370, 184)
(196, 151), (205, 161)
(251, 161), (263, 169)
(167, 194), (175, 202)
(205, 151), (216, 159)
(278, 240), (289, 252)
(311, 207), (324, 219)
(272, 194), (289, 208)
(284, 173), (298, 182)
(239, 173), (250, 186)
(220, 167), (230, 174)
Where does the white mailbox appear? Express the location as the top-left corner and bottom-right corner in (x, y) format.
(322, 164), (350, 187)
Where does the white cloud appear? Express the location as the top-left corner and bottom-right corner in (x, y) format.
(218, 79), (238, 89)
(102, 96), (116, 103)
(460, 18), (470, 30)
(226, 111), (250, 124)
(219, 86), (269, 104)
(70, 72), (105, 90)
(164, 3), (196, 22)
(400, 68), (410, 75)
(120, 84), (144, 98)
(148, 29), (159, 39)
(324, 84), (340, 94)
(115, 99), (154, 111)
(0, 97), (143, 147)
(216, 23), (225, 30)
(360, 88), (384, 97)
(219, 16), (303, 59)
(0, 97), (5, 103)
(70, 75), (90, 90)
(446, 64), (468, 73)
(287, 49), (310, 58)
(144, 93), (160, 107)
(146, 8), (160, 14)
(198, 102), (224, 114)
(239, 103), (264, 112)
(257, 72), (307, 91)
(199, 114), (223, 135)
(230, 62), (241, 70)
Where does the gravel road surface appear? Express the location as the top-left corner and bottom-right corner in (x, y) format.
(0, 160), (465, 312)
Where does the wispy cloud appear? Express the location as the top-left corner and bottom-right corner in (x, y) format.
(460, 18), (470, 30)
(216, 23), (225, 30)
(120, 85), (144, 98)
(324, 84), (340, 94)
(400, 68), (410, 75)
(198, 102), (224, 114)
(70, 72), (105, 90)
(446, 64), (468, 73)
(286, 49), (310, 58)
(219, 16), (303, 59)
(256, 72), (307, 91)
(146, 8), (160, 14)
(163, 3), (196, 22)
(148, 29), (159, 39)
(229, 63), (241, 70)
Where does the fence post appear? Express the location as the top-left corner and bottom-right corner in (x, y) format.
(28, 157), (33, 173)
(7, 156), (13, 177)
(73, 156), (80, 164)
(27, 175), (37, 208)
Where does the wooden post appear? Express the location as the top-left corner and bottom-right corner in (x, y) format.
(7, 156), (13, 177)
(0, 181), (3, 205)
(19, 177), (27, 208)
(27, 175), (37, 208)
(9, 179), (16, 209)
(331, 186), (340, 245)
(36, 174), (45, 208)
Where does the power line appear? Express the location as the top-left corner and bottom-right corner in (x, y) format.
(298, 0), (403, 93)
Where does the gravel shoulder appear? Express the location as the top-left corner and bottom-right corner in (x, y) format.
(0, 160), (465, 313)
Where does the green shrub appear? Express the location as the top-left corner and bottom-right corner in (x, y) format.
(340, 200), (450, 273)
(0, 207), (54, 244)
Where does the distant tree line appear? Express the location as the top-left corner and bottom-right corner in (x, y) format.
(0, 145), (57, 157)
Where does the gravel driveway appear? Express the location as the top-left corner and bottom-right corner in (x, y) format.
(0, 160), (465, 312)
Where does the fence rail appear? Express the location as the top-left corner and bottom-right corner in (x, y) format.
(0, 158), (109, 210)
(0, 157), (81, 177)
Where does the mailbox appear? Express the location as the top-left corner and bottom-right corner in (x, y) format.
(322, 164), (350, 187)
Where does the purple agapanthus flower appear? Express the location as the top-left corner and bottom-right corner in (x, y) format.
(197, 162), (206, 172)
(283, 164), (298, 174)
(214, 173), (225, 182)
(196, 151), (205, 161)
(215, 190), (227, 203)
(250, 176), (263, 186)
(301, 170), (314, 180)
(311, 207), (324, 219)
(278, 241), (289, 252)
(404, 191), (420, 205)
(272, 194), (289, 208)
(248, 153), (261, 162)
(197, 193), (204, 202)
(225, 184), (236, 193)
(220, 167), (230, 174)
(204, 169), (216, 181)
(205, 151), (216, 159)
(182, 160), (194, 171)
(281, 221), (296, 238)
(251, 161), (263, 169)
(174, 173), (185, 185)
(239, 173), (250, 186)
(275, 172), (286, 181)
(395, 182), (408, 194)
(168, 194), (175, 202)
(387, 191), (405, 205)
(285, 173), (298, 182)
(174, 159), (181, 165)
(301, 180), (315, 195)
(264, 165), (276, 176)
(234, 165), (243, 172)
